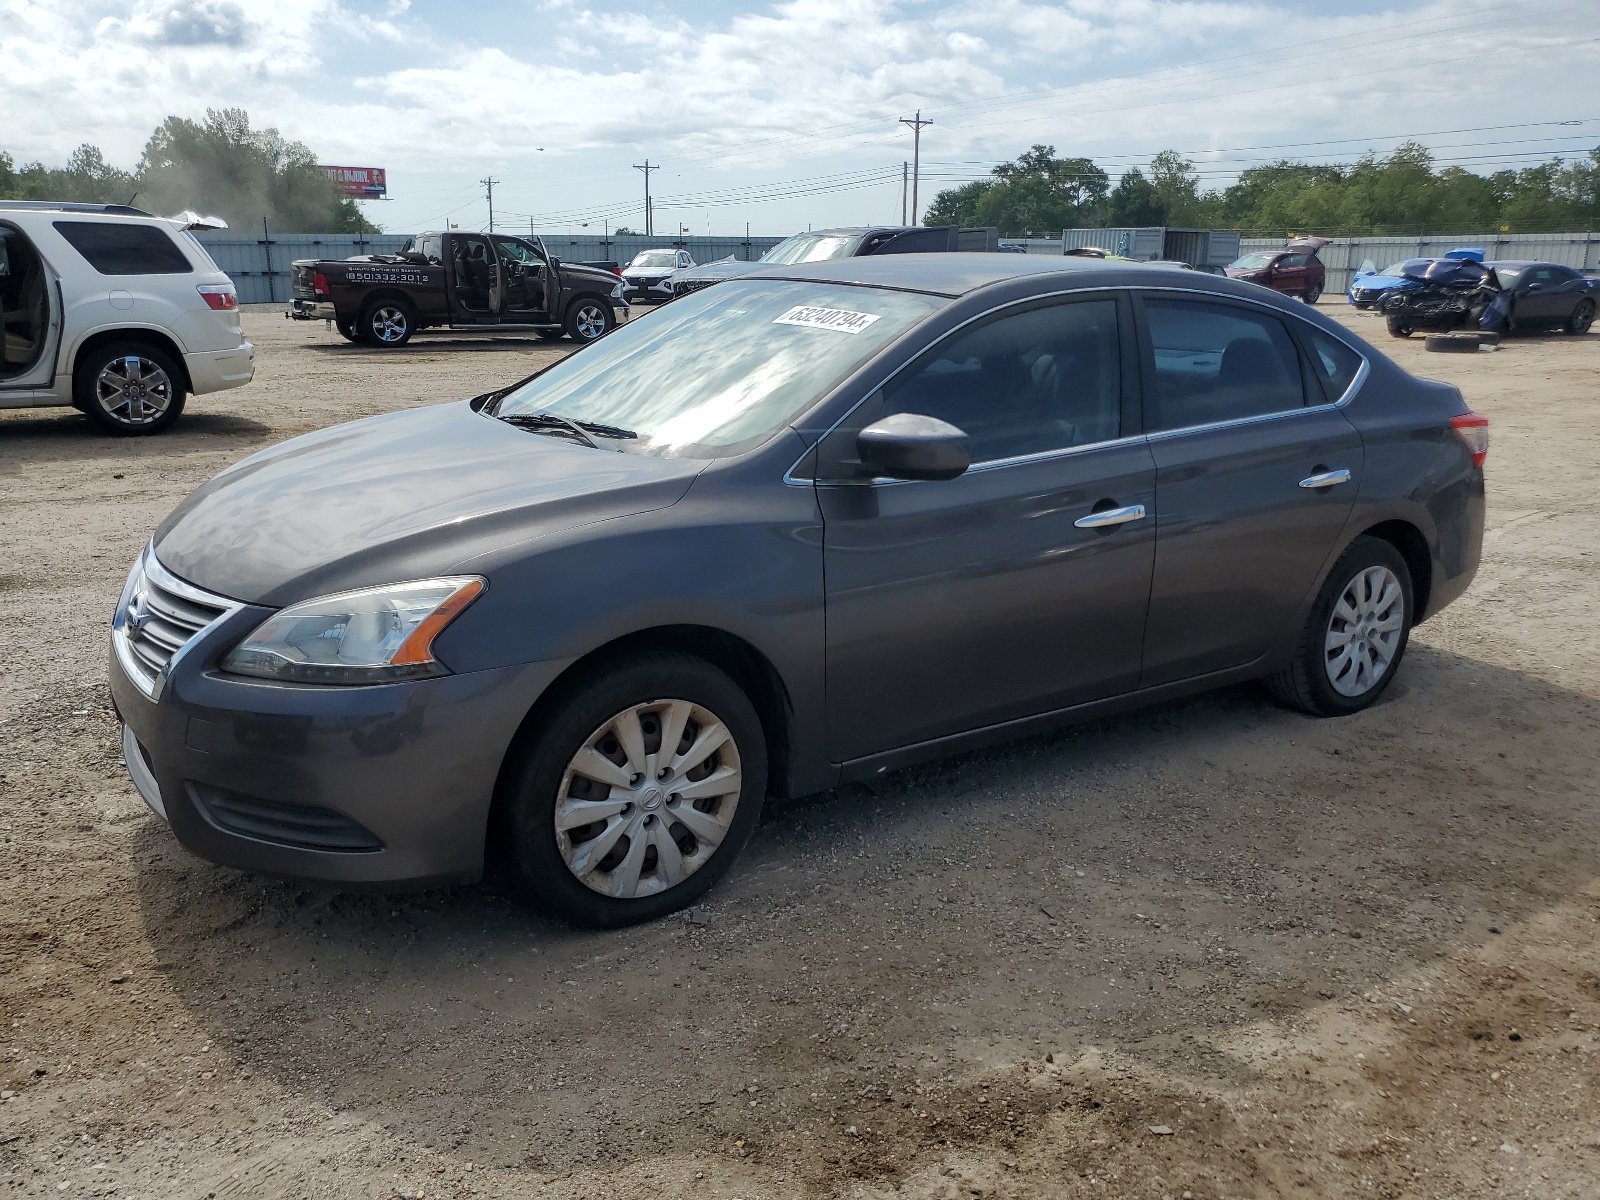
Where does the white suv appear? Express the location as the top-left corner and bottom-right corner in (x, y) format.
(1, 202), (254, 435)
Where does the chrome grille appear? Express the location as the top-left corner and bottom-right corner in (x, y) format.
(114, 549), (239, 698)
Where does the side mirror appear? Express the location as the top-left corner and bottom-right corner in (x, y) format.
(856, 413), (970, 481)
(1524, 282), (1542, 292)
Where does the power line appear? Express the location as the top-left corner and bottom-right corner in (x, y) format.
(633, 160), (659, 235)
(899, 110), (933, 225)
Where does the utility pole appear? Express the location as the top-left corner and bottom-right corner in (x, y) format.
(901, 161), (908, 225)
(633, 160), (658, 236)
(481, 176), (500, 232)
(898, 111), (931, 224)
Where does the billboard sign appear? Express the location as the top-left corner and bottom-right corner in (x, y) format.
(321, 166), (387, 199)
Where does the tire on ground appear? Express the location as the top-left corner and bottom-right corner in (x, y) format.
(1425, 332), (1489, 353)
(360, 297), (416, 348)
(73, 340), (187, 436)
(1385, 316), (1413, 338)
(498, 651), (768, 928)
(1266, 534), (1414, 718)
(564, 296), (614, 343)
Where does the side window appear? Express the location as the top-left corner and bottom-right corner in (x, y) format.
(420, 235), (442, 264)
(53, 221), (192, 275)
(1278, 253), (1308, 268)
(1144, 298), (1305, 431)
(1303, 328), (1364, 402)
(881, 299), (1122, 463)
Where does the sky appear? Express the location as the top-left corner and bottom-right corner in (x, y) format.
(1, 0), (1596, 236)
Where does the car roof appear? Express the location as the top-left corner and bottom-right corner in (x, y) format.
(743, 251), (1176, 297)
(0, 201), (155, 217)
(1486, 260), (1557, 269)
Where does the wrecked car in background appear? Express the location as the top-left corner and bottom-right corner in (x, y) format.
(1348, 248), (1483, 308)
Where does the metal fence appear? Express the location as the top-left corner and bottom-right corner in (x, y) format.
(195, 231), (788, 304)
(1239, 232), (1600, 294)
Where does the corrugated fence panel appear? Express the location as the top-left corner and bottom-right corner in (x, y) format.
(1240, 232), (1600, 293)
(194, 232), (788, 304)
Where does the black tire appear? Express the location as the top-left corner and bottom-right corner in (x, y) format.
(1425, 332), (1487, 353)
(537, 329), (566, 341)
(564, 296), (615, 343)
(1267, 536), (1414, 717)
(336, 318), (361, 342)
(1385, 316), (1413, 339)
(500, 652), (767, 928)
(360, 297), (416, 347)
(1568, 299), (1595, 335)
(1303, 284), (1323, 304)
(74, 340), (187, 436)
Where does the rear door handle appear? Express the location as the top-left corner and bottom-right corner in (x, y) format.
(1074, 503), (1147, 529)
(1299, 468), (1352, 489)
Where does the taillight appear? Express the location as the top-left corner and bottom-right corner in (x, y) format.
(1451, 412), (1489, 468)
(195, 284), (237, 311)
(312, 271), (330, 296)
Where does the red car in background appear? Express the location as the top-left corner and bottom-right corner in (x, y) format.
(1226, 237), (1329, 303)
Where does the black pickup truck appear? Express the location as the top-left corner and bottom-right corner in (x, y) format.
(287, 231), (628, 347)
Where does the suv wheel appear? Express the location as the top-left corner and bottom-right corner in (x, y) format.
(500, 653), (767, 927)
(1268, 536), (1413, 717)
(565, 297), (614, 343)
(361, 298), (415, 347)
(1303, 284), (1323, 304)
(75, 342), (186, 436)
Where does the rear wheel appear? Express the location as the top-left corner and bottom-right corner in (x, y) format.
(360, 297), (415, 347)
(1268, 536), (1413, 717)
(500, 653), (767, 927)
(1568, 299), (1595, 335)
(74, 341), (186, 435)
(1386, 315), (1413, 338)
(1303, 284), (1323, 304)
(564, 296), (614, 343)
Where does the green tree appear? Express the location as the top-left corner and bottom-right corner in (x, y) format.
(139, 108), (376, 232)
(1106, 169), (1164, 226)
(922, 145), (1108, 235)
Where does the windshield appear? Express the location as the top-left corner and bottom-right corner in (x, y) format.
(491, 279), (943, 457)
(759, 233), (862, 265)
(629, 251), (678, 269)
(1492, 265), (1522, 287)
(1230, 252), (1276, 270)
(1380, 260), (1420, 276)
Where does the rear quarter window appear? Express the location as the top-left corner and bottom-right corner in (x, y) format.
(1303, 328), (1364, 401)
(53, 221), (193, 276)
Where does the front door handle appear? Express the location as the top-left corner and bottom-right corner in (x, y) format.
(1299, 468), (1352, 489)
(1074, 503), (1147, 529)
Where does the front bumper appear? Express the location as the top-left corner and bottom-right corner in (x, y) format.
(185, 343), (255, 393)
(621, 279), (673, 304)
(112, 596), (572, 888)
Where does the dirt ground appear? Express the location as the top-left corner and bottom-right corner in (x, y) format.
(2, 303), (1598, 1200)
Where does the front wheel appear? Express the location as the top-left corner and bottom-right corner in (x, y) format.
(564, 296), (614, 343)
(1267, 536), (1413, 717)
(500, 653), (767, 928)
(1386, 315), (1413, 338)
(74, 341), (187, 435)
(1303, 284), (1323, 304)
(1568, 299), (1595, 335)
(360, 298), (416, 347)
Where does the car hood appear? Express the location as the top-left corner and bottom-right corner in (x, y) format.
(153, 402), (703, 607)
(1351, 275), (1413, 290)
(670, 258), (762, 284)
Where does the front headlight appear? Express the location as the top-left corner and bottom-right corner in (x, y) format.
(611, 281), (627, 300)
(221, 577), (485, 685)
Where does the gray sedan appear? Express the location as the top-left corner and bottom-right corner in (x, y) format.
(111, 255), (1487, 927)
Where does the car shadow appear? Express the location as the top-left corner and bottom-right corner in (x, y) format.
(0, 408), (272, 462)
(134, 642), (1600, 1182)
(297, 336), (571, 355)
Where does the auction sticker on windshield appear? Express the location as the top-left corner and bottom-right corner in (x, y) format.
(773, 306), (883, 334)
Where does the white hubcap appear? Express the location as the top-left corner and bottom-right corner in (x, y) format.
(555, 699), (742, 899)
(1324, 565), (1404, 697)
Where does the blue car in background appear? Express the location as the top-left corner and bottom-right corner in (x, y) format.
(1348, 248), (1484, 308)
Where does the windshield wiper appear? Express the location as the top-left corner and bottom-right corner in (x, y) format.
(496, 410), (637, 449)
